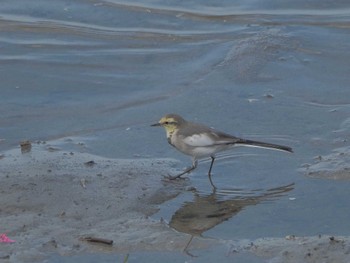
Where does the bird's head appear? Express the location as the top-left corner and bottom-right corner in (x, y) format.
(151, 114), (186, 138)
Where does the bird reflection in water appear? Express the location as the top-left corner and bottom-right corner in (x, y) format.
(169, 183), (294, 256)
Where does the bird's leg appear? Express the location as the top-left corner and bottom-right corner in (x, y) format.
(208, 156), (217, 189)
(168, 159), (198, 180)
(183, 235), (197, 257)
(208, 156), (215, 175)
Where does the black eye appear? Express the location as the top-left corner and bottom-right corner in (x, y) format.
(164, 121), (169, 124)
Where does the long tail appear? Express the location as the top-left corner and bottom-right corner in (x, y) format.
(236, 139), (293, 153)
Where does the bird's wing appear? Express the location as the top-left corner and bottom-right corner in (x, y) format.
(182, 130), (239, 147)
(182, 133), (217, 147)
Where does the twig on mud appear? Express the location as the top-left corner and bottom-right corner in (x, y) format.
(80, 236), (113, 245)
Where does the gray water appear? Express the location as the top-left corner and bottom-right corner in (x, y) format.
(1, 0), (350, 262)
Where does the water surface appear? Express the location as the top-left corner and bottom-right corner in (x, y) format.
(1, 0), (350, 262)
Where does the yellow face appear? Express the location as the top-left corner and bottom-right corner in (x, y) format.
(152, 116), (179, 139)
(152, 114), (186, 141)
(158, 116), (179, 138)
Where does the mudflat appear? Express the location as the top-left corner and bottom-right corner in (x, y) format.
(1, 141), (350, 262)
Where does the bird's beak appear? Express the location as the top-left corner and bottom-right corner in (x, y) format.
(151, 122), (161, 127)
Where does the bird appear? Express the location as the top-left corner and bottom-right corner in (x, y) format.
(151, 114), (293, 188)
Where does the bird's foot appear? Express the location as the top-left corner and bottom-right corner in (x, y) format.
(162, 174), (186, 181)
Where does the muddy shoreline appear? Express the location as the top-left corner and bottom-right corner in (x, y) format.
(1, 141), (350, 262)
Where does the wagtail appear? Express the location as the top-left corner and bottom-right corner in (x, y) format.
(152, 114), (292, 188)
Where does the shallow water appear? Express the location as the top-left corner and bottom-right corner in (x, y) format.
(1, 0), (350, 262)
